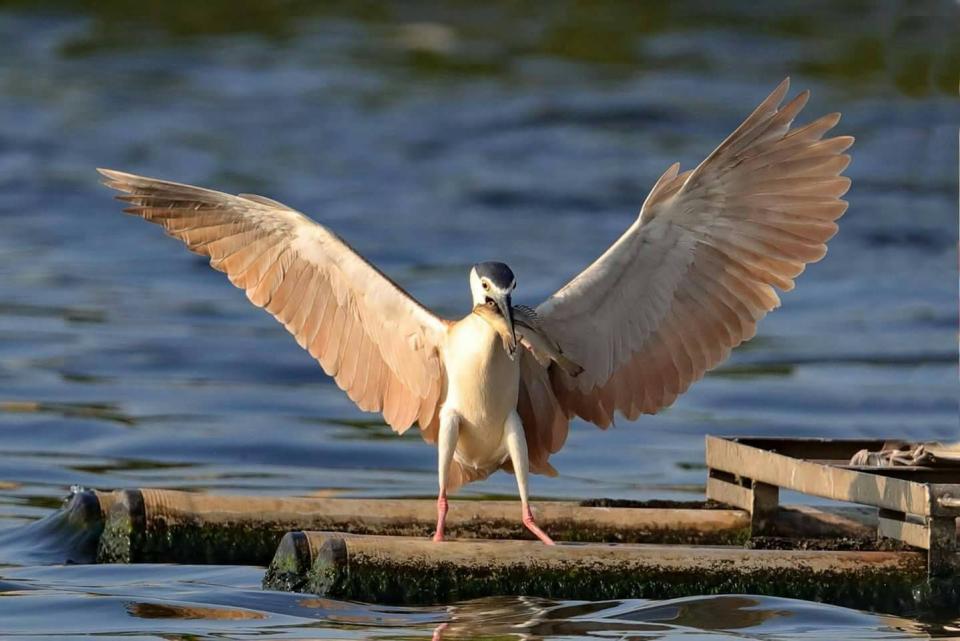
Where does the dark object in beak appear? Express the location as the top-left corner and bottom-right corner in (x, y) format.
(498, 293), (516, 355)
(483, 294), (516, 356)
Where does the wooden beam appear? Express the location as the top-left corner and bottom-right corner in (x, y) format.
(95, 488), (750, 564)
(706, 436), (934, 516)
(706, 473), (779, 535)
(93, 488), (896, 565)
(928, 517), (959, 577)
(878, 514), (929, 550)
(263, 531), (929, 612)
(706, 474), (752, 512)
(751, 481), (780, 535)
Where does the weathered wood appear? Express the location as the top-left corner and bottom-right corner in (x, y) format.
(706, 472), (752, 512)
(878, 513), (929, 550)
(93, 488), (895, 565)
(95, 488), (751, 564)
(263, 531), (932, 612)
(707, 470), (780, 536)
(706, 436), (960, 578)
(750, 482), (780, 535)
(706, 436), (938, 516)
(928, 517), (959, 577)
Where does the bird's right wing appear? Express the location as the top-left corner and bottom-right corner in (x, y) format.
(531, 78), (852, 429)
(100, 169), (448, 436)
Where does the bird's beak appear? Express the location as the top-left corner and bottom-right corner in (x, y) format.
(496, 292), (517, 357)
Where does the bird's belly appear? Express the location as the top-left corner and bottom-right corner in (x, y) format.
(443, 318), (520, 468)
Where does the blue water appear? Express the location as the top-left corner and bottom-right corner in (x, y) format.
(0, 2), (957, 638)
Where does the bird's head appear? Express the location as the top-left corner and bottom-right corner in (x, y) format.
(470, 261), (517, 354)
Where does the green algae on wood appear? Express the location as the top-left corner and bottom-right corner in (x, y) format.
(264, 531), (942, 613)
(95, 488), (752, 564)
(97, 489), (304, 564)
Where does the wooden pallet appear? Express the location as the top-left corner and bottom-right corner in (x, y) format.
(705, 436), (960, 577)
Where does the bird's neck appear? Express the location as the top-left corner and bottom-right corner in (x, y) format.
(471, 304), (514, 354)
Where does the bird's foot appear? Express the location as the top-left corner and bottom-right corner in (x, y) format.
(432, 494), (448, 542)
(522, 506), (555, 545)
(431, 622), (449, 641)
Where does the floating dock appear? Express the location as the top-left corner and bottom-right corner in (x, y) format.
(38, 436), (960, 614)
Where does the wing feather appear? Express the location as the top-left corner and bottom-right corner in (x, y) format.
(525, 78), (851, 437)
(100, 168), (448, 435)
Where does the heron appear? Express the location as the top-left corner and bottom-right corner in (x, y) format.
(99, 78), (852, 545)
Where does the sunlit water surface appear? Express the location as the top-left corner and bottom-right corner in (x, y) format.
(0, 2), (957, 639)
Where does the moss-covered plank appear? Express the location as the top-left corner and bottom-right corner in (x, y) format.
(264, 531), (949, 613)
(95, 489), (752, 564)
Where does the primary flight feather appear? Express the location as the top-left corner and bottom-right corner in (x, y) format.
(100, 78), (852, 544)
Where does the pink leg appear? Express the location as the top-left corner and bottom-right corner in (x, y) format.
(432, 491), (448, 542)
(431, 622), (449, 641)
(522, 504), (555, 545)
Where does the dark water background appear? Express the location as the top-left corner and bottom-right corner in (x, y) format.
(0, 1), (957, 638)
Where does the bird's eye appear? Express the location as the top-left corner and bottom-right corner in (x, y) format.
(482, 281), (489, 290)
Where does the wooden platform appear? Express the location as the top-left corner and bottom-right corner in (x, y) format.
(93, 488), (754, 564)
(51, 438), (959, 614)
(262, 530), (928, 611)
(706, 436), (960, 577)
(88, 488), (891, 565)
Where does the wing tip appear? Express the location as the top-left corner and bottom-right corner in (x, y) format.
(766, 77), (791, 107)
(97, 167), (136, 194)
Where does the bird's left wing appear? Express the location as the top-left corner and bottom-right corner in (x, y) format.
(99, 169), (448, 436)
(530, 78), (852, 429)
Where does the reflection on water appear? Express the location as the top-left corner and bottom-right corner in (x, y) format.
(0, 0), (957, 639)
(127, 601), (268, 620)
(0, 563), (946, 640)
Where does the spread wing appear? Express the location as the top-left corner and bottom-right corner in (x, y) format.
(522, 78), (852, 443)
(99, 169), (447, 436)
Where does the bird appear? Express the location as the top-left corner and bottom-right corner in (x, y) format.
(98, 78), (852, 545)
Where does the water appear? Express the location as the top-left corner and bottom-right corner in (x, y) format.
(0, 1), (957, 638)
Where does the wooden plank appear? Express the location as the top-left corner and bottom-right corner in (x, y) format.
(878, 515), (930, 550)
(706, 436), (934, 516)
(751, 482), (780, 534)
(95, 488), (750, 564)
(263, 531), (930, 612)
(706, 475), (752, 512)
(94, 488), (899, 566)
(928, 517), (959, 577)
(706, 473), (779, 534)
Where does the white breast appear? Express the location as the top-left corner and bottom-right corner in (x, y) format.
(443, 313), (520, 467)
